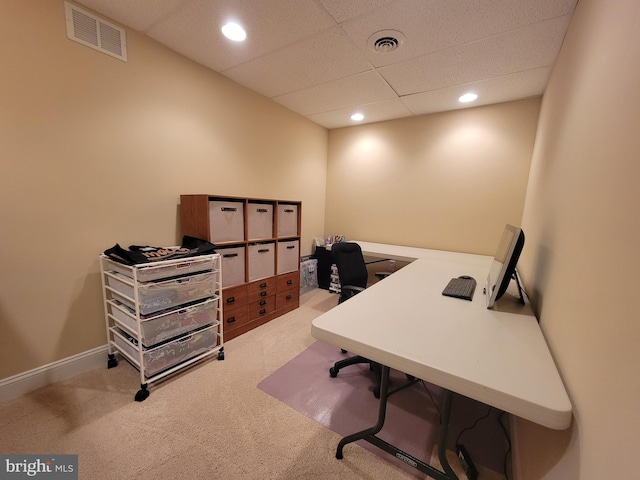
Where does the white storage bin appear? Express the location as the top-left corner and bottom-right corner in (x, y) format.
(247, 202), (273, 240)
(106, 256), (215, 282)
(218, 246), (246, 287)
(248, 243), (275, 281)
(209, 200), (244, 243)
(113, 326), (218, 378)
(107, 271), (216, 315)
(109, 297), (218, 347)
(277, 204), (298, 237)
(277, 240), (299, 274)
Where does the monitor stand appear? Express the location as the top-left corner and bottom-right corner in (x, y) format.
(512, 269), (526, 305)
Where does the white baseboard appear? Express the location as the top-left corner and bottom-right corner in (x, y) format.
(0, 345), (109, 403)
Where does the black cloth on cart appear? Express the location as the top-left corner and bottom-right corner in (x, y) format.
(104, 236), (216, 265)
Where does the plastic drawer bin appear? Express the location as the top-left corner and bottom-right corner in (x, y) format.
(107, 271), (216, 315)
(109, 297), (218, 348)
(106, 256), (215, 282)
(113, 325), (218, 377)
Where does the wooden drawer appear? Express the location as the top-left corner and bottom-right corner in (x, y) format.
(222, 284), (248, 310)
(277, 271), (300, 292)
(248, 276), (276, 295)
(249, 295), (276, 319)
(222, 302), (248, 332)
(276, 288), (299, 310)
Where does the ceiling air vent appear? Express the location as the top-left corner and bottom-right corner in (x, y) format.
(64, 2), (127, 62)
(368, 30), (406, 54)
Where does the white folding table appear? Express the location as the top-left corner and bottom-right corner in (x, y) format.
(311, 242), (572, 479)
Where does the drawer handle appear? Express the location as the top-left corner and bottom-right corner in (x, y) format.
(259, 308), (267, 315)
(226, 296), (236, 304)
(260, 282), (267, 288)
(286, 295), (292, 300)
(256, 208), (268, 213)
(287, 279), (293, 285)
(260, 291), (267, 297)
(227, 317), (236, 324)
(284, 209), (294, 213)
(286, 245), (295, 249)
(260, 300), (267, 306)
(221, 207), (237, 212)
(258, 249), (269, 253)
(223, 253), (238, 258)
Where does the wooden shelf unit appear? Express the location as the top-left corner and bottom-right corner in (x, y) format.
(180, 194), (301, 340)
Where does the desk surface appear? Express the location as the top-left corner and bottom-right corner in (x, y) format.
(311, 242), (572, 430)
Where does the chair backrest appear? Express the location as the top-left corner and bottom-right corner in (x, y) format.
(331, 242), (368, 291)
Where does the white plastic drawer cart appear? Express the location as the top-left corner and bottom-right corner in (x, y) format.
(100, 253), (224, 401)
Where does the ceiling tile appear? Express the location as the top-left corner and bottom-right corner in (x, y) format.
(317, 0), (395, 23)
(222, 26), (373, 98)
(273, 71), (397, 116)
(401, 67), (550, 116)
(76, 0), (188, 31)
(145, 0), (336, 72)
(378, 15), (571, 96)
(307, 98), (413, 129)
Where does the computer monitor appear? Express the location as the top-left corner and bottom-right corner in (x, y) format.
(485, 224), (525, 308)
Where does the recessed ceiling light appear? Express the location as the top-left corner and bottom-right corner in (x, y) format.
(458, 93), (478, 103)
(222, 22), (246, 42)
(351, 113), (364, 121)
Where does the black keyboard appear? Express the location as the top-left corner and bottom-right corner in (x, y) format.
(442, 276), (477, 301)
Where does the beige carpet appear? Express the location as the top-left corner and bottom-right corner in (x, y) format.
(0, 289), (506, 479)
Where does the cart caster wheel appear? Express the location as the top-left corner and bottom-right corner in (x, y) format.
(135, 385), (149, 402)
(107, 354), (117, 369)
(373, 386), (380, 399)
(218, 350), (225, 360)
(329, 367), (338, 378)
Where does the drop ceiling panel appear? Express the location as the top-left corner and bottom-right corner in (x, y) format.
(74, 0), (578, 129)
(317, 0), (395, 23)
(378, 15), (571, 96)
(145, 0), (336, 72)
(339, 0), (578, 68)
(308, 98), (413, 129)
(273, 71), (397, 116)
(222, 26), (373, 98)
(75, 0), (188, 31)
(401, 67), (551, 116)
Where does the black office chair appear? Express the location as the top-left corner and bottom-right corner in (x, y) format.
(328, 242), (384, 397)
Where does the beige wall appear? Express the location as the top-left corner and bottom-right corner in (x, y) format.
(325, 99), (541, 255)
(0, 0), (327, 379)
(516, 0), (640, 478)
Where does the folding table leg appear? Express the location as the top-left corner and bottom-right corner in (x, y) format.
(335, 365), (459, 480)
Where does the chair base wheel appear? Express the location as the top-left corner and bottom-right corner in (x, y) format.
(329, 367), (338, 378)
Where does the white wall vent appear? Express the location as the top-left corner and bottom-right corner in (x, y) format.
(64, 2), (127, 62)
